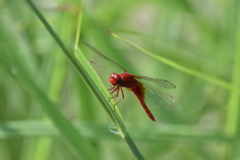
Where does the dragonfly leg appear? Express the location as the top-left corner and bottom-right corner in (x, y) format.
(108, 85), (120, 97)
(107, 86), (124, 111)
(107, 86), (117, 102)
(109, 86), (120, 100)
(114, 87), (124, 105)
(108, 86), (119, 111)
(112, 87), (124, 111)
(107, 85), (125, 111)
(108, 86), (115, 91)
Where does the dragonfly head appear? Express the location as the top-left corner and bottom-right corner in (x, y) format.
(109, 73), (122, 86)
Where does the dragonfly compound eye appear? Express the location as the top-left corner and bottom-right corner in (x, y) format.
(109, 74), (122, 85)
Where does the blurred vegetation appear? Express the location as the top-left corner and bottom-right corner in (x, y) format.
(0, 0), (240, 160)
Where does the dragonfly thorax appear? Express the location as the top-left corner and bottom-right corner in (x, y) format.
(109, 73), (123, 86)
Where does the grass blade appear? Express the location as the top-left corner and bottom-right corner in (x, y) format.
(25, 0), (145, 159)
(106, 30), (240, 94)
(225, 0), (240, 137)
(72, 0), (126, 137)
(72, 2), (145, 159)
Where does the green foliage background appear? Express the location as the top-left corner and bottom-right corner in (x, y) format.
(0, 0), (240, 160)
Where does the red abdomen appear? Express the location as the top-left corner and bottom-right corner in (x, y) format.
(131, 82), (156, 121)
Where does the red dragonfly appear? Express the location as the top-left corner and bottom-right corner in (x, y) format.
(83, 41), (176, 121)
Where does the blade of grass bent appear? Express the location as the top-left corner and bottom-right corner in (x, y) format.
(107, 30), (240, 94)
(72, 0), (125, 136)
(75, 47), (144, 160)
(25, 1), (143, 159)
(25, 0), (126, 138)
(75, 48), (126, 137)
(73, 3), (144, 159)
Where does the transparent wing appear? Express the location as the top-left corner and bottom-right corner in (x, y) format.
(88, 61), (114, 88)
(134, 75), (176, 89)
(144, 85), (176, 109)
(83, 41), (127, 72)
(89, 61), (114, 74)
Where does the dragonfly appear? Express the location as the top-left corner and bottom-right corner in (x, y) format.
(83, 41), (176, 121)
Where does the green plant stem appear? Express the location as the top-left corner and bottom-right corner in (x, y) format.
(124, 133), (145, 160)
(225, 0), (240, 137)
(25, 0), (144, 160)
